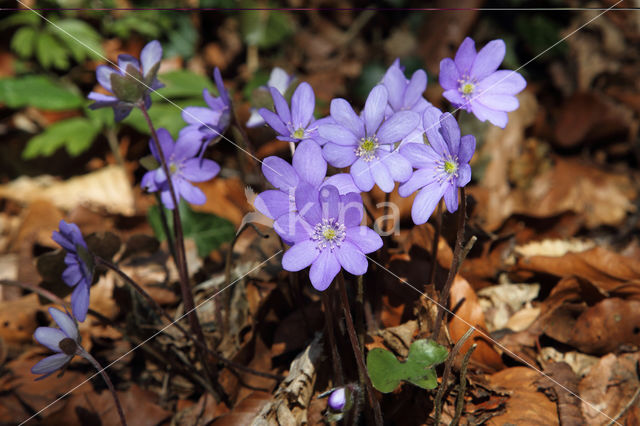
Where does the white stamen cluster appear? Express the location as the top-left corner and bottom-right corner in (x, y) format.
(354, 136), (380, 162)
(311, 218), (346, 251)
(457, 74), (477, 100)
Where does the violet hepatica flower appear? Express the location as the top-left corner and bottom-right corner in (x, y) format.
(180, 68), (232, 145)
(439, 37), (526, 128)
(141, 128), (220, 209)
(254, 139), (357, 222)
(32, 307), (84, 380)
(52, 220), (93, 322)
(399, 109), (476, 225)
(319, 85), (419, 193)
(259, 82), (331, 146)
(382, 59), (430, 116)
(278, 184), (382, 291)
(88, 40), (164, 121)
(247, 67), (294, 128)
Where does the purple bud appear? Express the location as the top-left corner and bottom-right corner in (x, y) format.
(328, 387), (347, 411)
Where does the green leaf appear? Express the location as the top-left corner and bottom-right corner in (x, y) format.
(366, 339), (448, 393)
(54, 19), (104, 62)
(36, 31), (70, 70)
(0, 76), (84, 110)
(11, 26), (37, 59)
(164, 15), (198, 60)
(148, 201), (235, 257)
(22, 117), (100, 159)
(241, 8), (293, 48)
(0, 12), (40, 30)
(155, 70), (215, 99)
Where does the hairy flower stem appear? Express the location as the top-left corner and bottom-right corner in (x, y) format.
(428, 201), (443, 288)
(432, 187), (466, 342)
(337, 273), (383, 426)
(356, 274), (365, 354)
(153, 192), (177, 265)
(138, 104), (222, 401)
(80, 348), (127, 426)
(322, 292), (344, 386)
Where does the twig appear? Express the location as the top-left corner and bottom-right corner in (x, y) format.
(337, 273), (383, 426)
(432, 187), (466, 341)
(452, 343), (477, 426)
(79, 348), (127, 426)
(434, 326), (474, 425)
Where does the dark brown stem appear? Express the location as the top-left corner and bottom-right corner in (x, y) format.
(138, 104), (222, 400)
(80, 349), (127, 426)
(434, 327), (474, 425)
(428, 201), (443, 288)
(337, 273), (383, 426)
(322, 292), (344, 386)
(382, 191), (390, 234)
(356, 274), (365, 355)
(432, 187), (466, 341)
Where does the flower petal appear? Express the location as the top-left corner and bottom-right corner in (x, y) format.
(454, 37), (476, 75)
(262, 156), (299, 191)
(458, 134), (476, 164)
(267, 67), (291, 93)
(363, 85), (388, 136)
(335, 241), (368, 276)
(151, 128), (175, 160)
(293, 140), (326, 187)
(350, 159), (375, 192)
(411, 182), (446, 225)
(181, 158), (220, 182)
(140, 40), (162, 77)
(442, 89), (467, 110)
(476, 70), (526, 95)
(96, 65), (116, 92)
(282, 240), (320, 271)
(270, 87), (291, 124)
(259, 108), (288, 136)
(275, 212), (313, 243)
(370, 159), (394, 193)
(404, 69), (427, 108)
(471, 39), (505, 80)
(439, 58), (459, 90)
(341, 192), (364, 227)
(398, 167), (435, 197)
(87, 92), (118, 104)
(346, 226), (382, 254)
(31, 353), (71, 376)
(175, 178), (207, 205)
(422, 106), (449, 155)
(182, 106), (220, 126)
(295, 183), (322, 225)
(439, 113), (461, 156)
(49, 307), (78, 340)
(62, 264), (82, 287)
(380, 150), (412, 183)
(476, 94), (519, 112)
(71, 283), (90, 322)
(323, 173), (360, 195)
(458, 163), (472, 187)
(254, 190), (290, 220)
(382, 64), (406, 111)
(318, 124), (358, 147)
(309, 250), (341, 291)
(213, 68), (231, 103)
(376, 111), (419, 144)
(319, 185), (340, 221)
(291, 82), (315, 128)
(34, 327), (65, 352)
(443, 185), (459, 213)
(330, 98), (364, 138)
(118, 54), (140, 74)
(173, 135), (201, 161)
(322, 142), (357, 168)
(472, 102), (508, 128)
(399, 140), (439, 169)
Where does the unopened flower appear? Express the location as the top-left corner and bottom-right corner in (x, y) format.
(31, 308), (84, 380)
(254, 139), (357, 222)
(328, 387), (347, 411)
(180, 68), (232, 145)
(52, 220), (93, 322)
(88, 40), (164, 121)
(399, 109), (475, 224)
(141, 128), (220, 209)
(278, 185), (382, 291)
(439, 37), (526, 128)
(259, 82), (330, 145)
(247, 67), (294, 128)
(382, 59), (430, 116)
(319, 85), (419, 193)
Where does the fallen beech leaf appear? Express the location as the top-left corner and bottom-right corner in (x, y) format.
(487, 367), (559, 426)
(0, 294), (46, 345)
(539, 347), (600, 378)
(568, 298), (640, 354)
(0, 166), (135, 215)
(535, 362), (584, 426)
(194, 177), (251, 226)
(211, 391), (272, 426)
(449, 275), (504, 371)
(477, 282), (540, 331)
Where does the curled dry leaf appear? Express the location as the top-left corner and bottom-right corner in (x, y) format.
(535, 362), (584, 426)
(0, 165), (135, 216)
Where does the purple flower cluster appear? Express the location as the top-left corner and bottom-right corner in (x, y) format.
(88, 40), (164, 121)
(52, 220), (93, 322)
(142, 128), (220, 210)
(439, 37), (526, 128)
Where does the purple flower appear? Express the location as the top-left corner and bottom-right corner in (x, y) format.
(398, 110), (475, 225)
(141, 128), (220, 209)
(319, 85), (419, 193)
(382, 59), (430, 116)
(254, 139), (357, 222)
(258, 82), (331, 145)
(328, 387), (347, 411)
(88, 40), (164, 121)
(52, 220), (93, 322)
(439, 37), (526, 128)
(278, 184), (382, 291)
(31, 307), (83, 380)
(180, 68), (232, 145)
(247, 67), (294, 128)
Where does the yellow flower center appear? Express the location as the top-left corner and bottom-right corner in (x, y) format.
(444, 160), (457, 174)
(461, 82), (475, 95)
(292, 127), (305, 139)
(323, 228), (337, 241)
(355, 137), (380, 162)
(169, 163), (178, 174)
